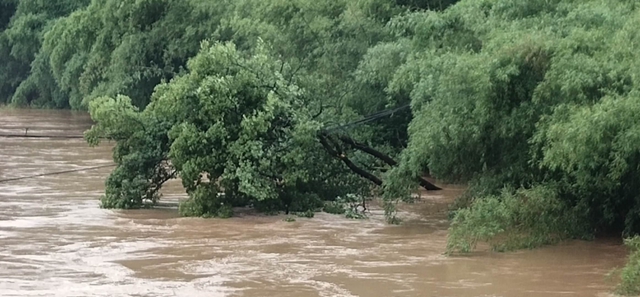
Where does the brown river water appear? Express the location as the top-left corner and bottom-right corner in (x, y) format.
(0, 109), (630, 297)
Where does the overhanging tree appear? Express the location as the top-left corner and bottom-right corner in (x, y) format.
(87, 41), (369, 215)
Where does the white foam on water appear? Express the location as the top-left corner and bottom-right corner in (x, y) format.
(0, 235), (236, 297)
(0, 230), (17, 239)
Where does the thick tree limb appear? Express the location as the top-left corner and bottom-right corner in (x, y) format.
(312, 103), (324, 120)
(318, 134), (383, 186)
(337, 135), (397, 165)
(336, 134), (441, 191)
(417, 177), (441, 191)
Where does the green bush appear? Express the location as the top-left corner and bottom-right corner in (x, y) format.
(295, 209), (315, 218)
(446, 185), (590, 254)
(323, 194), (369, 219)
(178, 184), (234, 218)
(323, 201), (346, 215)
(215, 205), (234, 218)
(617, 236), (640, 296)
(345, 208), (367, 220)
(252, 199), (284, 216)
(289, 193), (324, 213)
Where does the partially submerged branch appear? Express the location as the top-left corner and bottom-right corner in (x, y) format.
(336, 134), (441, 190)
(337, 134), (397, 165)
(318, 133), (383, 186)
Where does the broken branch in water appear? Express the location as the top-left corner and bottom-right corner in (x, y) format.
(335, 134), (441, 191)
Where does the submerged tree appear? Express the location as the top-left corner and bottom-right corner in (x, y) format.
(86, 40), (377, 216)
(80, 0), (451, 218)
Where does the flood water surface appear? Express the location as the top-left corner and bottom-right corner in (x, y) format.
(0, 109), (629, 297)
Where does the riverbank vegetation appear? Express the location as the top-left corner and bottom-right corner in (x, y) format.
(2, 0), (640, 292)
(618, 236), (640, 295)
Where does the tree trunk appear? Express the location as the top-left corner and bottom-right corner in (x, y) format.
(337, 135), (397, 165)
(318, 134), (384, 186)
(336, 134), (441, 191)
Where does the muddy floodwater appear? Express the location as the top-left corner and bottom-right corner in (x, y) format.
(0, 109), (630, 297)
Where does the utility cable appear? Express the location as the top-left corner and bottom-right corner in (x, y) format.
(0, 126), (87, 131)
(0, 134), (85, 139)
(0, 164), (116, 184)
(322, 104), (410, 133)
(0, 126), (87, 139)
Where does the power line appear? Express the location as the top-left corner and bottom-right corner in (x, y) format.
(0, 126), (88, 139)
(0, 126), (88, 131)
(0, 164), (116, 184)
(0, 134), (85, 139)
(322, 104), (411, 133)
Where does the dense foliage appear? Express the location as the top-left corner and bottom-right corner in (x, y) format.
(371, 0), (640, 252)
(4, 0), (640, 288)
(0, 0), (90, 105)
(77, 0), (423, 217)
(618, 236), (640, 295)
(87, 40), (374, 216)
(446, 185), (591, 253)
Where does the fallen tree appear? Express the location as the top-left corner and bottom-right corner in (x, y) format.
(86, 40), (431, 218)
